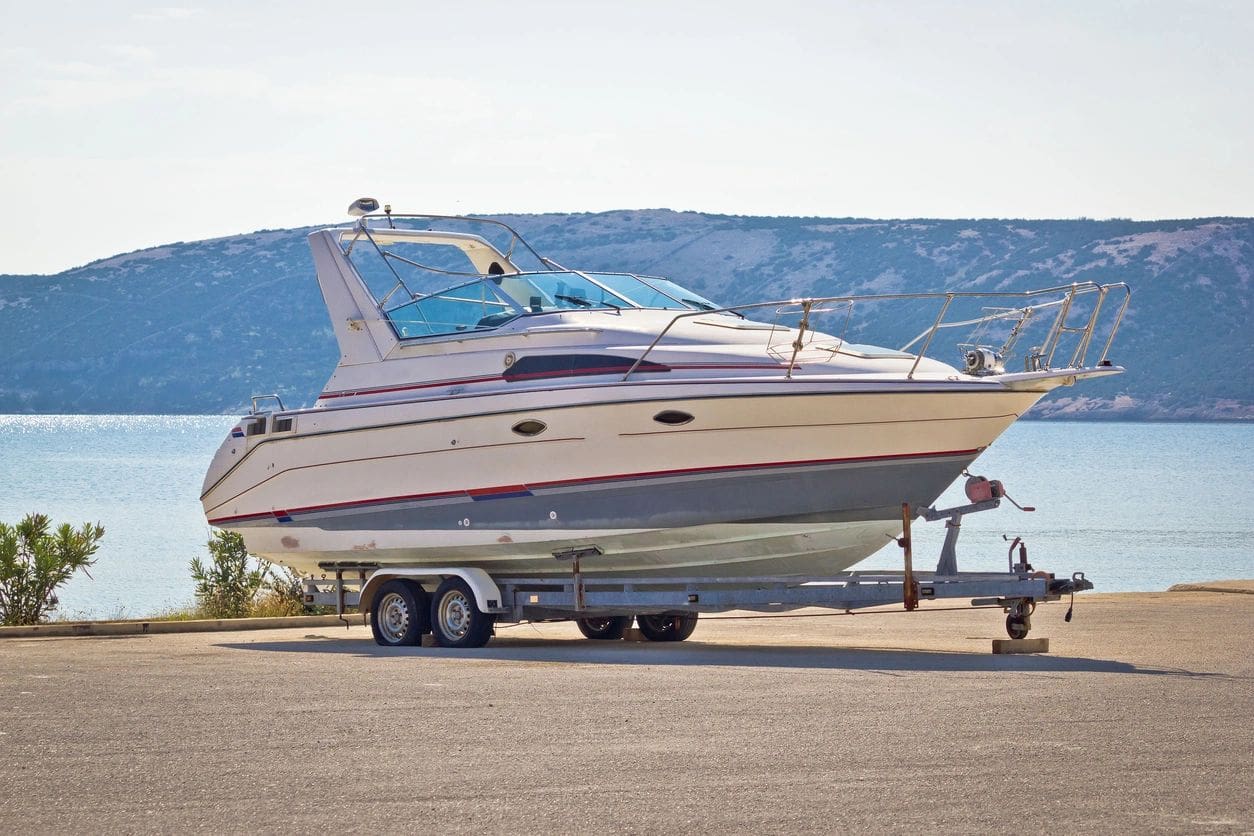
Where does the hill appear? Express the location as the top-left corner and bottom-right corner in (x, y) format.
(2, 211), (1251, 419)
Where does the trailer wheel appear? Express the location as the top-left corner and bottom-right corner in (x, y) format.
(431, 577), (495, 648)
(576, 616), (632, 640)
(370, 580), (428, 647)
(636, 613), (698, 642)
(1006, 613), (1031, 640)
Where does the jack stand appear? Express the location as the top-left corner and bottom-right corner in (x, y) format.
(1005, 536), (1034, 574)
(554, 545), (603, 612)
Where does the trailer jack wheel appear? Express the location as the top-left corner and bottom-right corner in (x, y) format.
(1004, 599), (1036, 640)
(636, 613), (699, 642)
(1005, 613), (1031, 640)
(430, 577), (495, 649)
(576, 616), (632, 640)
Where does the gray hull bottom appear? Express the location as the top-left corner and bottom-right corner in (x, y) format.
(234, 452), (980, 577)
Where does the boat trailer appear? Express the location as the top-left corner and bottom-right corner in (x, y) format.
(302, 475), (1093, 648)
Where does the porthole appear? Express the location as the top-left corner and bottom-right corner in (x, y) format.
(512, 419), (547, 437)
(653, 410), (694, 426)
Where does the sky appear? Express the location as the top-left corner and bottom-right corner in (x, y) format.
(1, 0), (1251, 274)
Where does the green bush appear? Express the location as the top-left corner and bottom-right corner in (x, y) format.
(0, 513), (105, 626)
(190, 530), (316, 619)
(190, 530), (270, 619)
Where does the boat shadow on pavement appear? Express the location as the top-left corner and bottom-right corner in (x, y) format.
(215, 634), (1226, 678)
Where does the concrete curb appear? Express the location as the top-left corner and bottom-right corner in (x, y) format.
(0, 614), (359, 639)
(1168, 580), (1254, 595)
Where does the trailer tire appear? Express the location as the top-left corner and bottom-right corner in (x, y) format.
(636, 613), (698, 642)
(370, 580), (428, 647)
(431, 577), (495, 648)
(575, 616), (632, 640)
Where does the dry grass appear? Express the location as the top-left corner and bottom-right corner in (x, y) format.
(143, 605), (204, 622)
(247, 591), (306, 619)
(55, 592), (350, 624)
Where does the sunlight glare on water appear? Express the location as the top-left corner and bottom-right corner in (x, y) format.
(0, 414), (237, 619)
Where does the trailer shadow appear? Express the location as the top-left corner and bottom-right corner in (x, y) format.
(217, 634), (1227, 679)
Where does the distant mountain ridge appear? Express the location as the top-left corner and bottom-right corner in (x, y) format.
(2, 210), (1251, 420)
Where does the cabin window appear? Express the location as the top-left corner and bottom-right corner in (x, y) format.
(653, 410), (694, 426)
(503, 354), (670, 382)
(512, 419), (547, 437)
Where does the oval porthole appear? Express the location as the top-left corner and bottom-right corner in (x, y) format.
(512, 419), (547, 437)
(653, 410), (694, 426)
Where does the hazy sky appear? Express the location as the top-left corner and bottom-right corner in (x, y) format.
(1, 1), (1251, 274)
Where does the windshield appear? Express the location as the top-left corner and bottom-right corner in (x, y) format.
(634, 276), (722, 311)
(342, 221), (728, 339)
(380, 270), (731, 339)
(385, 279), (522, 338)
(588, 273), (687, 308)
(506, 271), (632, 311)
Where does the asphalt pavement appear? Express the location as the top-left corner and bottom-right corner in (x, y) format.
(1, 588), (1251, 833)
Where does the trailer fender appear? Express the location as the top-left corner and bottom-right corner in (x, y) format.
(358, 567), (507, 616)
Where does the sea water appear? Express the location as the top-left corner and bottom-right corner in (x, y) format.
(1, 415), (1251, 619)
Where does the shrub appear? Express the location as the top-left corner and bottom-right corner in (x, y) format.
(251, 565), (307, 617)
(190, 531), (317, 619)
(190, 530), (270, 619)
(0, 513), (105, 626)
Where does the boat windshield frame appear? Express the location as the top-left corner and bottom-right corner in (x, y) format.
(337, 214), (725, 341)
(378, 269), (725, 341)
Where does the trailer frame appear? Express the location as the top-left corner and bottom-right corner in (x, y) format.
(301, 489), (1093, 648)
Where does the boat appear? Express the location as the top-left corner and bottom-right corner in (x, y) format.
(200, 199), (1128, 579)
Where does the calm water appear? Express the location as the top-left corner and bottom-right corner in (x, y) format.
(1, 415), (1251, 619)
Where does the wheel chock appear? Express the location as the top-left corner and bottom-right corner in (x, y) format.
(992, 637), (1049, 654)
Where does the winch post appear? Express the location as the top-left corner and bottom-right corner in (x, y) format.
(922, 481), (1005, 576)
(936, 515), (962, 575)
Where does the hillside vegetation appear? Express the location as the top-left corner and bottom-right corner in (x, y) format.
(2, 211), (1250, 419)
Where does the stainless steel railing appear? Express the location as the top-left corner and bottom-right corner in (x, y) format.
(621, 281), (1130, 381)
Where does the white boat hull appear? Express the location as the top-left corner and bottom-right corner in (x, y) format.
(203, 382), (1045, 577)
